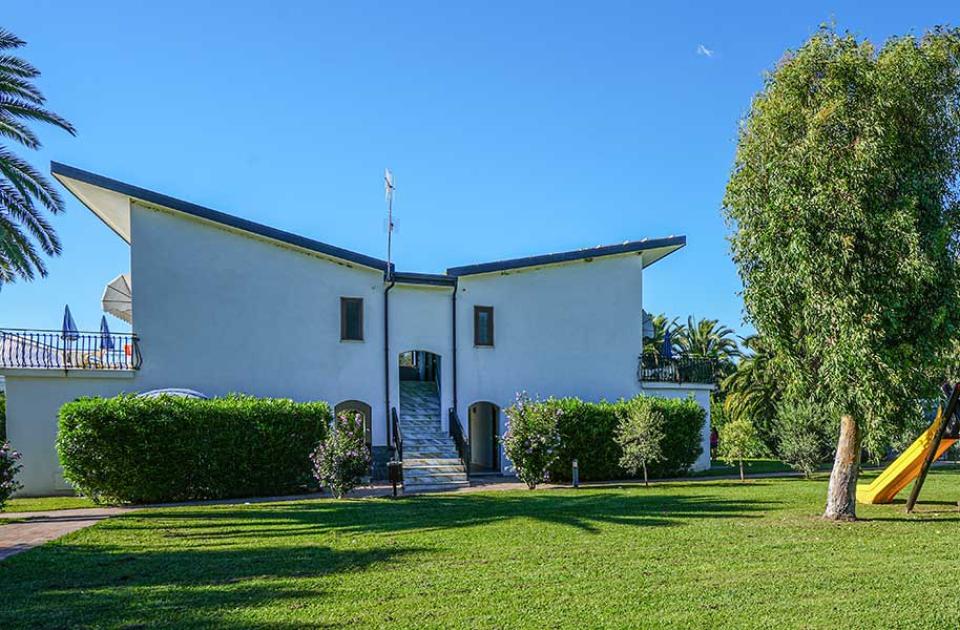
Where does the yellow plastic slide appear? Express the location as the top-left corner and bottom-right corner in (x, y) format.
(856, 413), (957, 505)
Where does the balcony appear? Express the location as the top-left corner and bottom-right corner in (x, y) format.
(638, 353), (715, 385)
(0, 328), (141, 371)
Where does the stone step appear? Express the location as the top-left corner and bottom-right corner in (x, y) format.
(403, 457), (460, 469)
(403, 480), (471, 493)
(403, 464), (465, 474)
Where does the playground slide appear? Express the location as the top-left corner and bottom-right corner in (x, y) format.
(856, 418), (957, 505)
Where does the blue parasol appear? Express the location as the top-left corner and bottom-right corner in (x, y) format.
(99, 315), (115, 350)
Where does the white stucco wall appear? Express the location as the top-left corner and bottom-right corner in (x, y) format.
(388, 283), (454, 428)
(130, 203), (389, 444)
(4, 372), (137, 496)
(454, 254), (647, 472)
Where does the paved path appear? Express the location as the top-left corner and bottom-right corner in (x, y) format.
(0, 507), (133, 561)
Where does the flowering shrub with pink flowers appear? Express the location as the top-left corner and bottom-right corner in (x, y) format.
(311, 411), (371, 499)
(0, 441), (23, 511)
(502, 392), (563, 490)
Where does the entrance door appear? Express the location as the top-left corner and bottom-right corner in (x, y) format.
(469, 402), (500, 473)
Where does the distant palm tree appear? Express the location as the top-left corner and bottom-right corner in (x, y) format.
(642, 313), (685, 357)
(675, 316), (740, 365)
(0, 28), (75, 284)
(722, 334), (780, 453)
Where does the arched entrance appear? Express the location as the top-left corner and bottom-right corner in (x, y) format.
(469, 401), (500, 473)
(398, 350), (441, 425)
(334, 400), (373, 448)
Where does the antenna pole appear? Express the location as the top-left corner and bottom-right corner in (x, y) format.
(385, 168), (395, 281)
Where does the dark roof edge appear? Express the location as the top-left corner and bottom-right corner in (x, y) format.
(446, 236), (687, 277)
(51, 161), (389, 272)
(392, 271), (457, 287)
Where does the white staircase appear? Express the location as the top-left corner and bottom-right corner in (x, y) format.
(399, 382), (469, 492)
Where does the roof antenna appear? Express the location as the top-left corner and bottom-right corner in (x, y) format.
(384, 168), (395, 281)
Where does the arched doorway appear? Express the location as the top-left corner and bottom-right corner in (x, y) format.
(398, 351), (441, 425)
(469, 401), (500, 473)
(334, 400), (373, 448)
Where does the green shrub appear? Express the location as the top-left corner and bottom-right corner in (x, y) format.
(503, 393), (562, 489)
(775, 400), (836, 477)
(547, 395), (705, 482)
(311, 410), (371, 498)
(0, 441), (23, 511)
(57, 394), (330, 503)
(0, 391), (6, 442)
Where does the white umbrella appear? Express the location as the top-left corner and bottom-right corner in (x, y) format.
(102, 273), (132, 323)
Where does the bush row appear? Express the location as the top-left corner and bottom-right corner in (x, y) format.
(57, 394), (330, 503)
(545, 396), (705, 482)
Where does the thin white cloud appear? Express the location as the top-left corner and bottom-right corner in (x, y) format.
(696, 44), (714, 58)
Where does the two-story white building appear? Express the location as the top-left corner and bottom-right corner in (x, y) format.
(0, 163), (714, 495)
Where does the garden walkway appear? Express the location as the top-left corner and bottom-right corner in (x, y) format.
(0, 506), (132, 561)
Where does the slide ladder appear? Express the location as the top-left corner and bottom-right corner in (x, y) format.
(856, 383), (960, 508)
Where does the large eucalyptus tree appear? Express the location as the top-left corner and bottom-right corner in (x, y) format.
(0, 28), (75, 284)
(724, 26), (960, 520)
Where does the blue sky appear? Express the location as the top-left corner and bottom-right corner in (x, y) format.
(1, 1), (953, 335)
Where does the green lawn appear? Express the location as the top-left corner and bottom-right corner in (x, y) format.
(2, 472), (960, 628)
(3, 495), (97, 513)
(690, 457), (796, 477)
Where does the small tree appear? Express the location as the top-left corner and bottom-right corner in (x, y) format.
(311, 411), (370, 499)
(0, 441), (23, 511)
(502, 392), (562, 490)
(615, 398), (665, 486)
(776, 400), (835, 478)
(718, 419), (760, 481)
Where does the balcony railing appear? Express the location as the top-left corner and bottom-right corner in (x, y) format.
(0, 328), (141, 371)
(638, 353), (716, 385)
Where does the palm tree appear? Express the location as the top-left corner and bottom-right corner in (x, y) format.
(0, 28), (75, 285)
(675, 316), (740, 365)
(642, 313), (685, 357)
(722, 334), (780, 453)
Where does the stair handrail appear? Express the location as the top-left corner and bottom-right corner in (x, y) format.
(391, 406), (403, 462)
(448, 407), (470, 477)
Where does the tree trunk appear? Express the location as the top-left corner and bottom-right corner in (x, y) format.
(739, 459), (744, 482)
(824, 414), (861, 521)
(643, 462), (649, 487)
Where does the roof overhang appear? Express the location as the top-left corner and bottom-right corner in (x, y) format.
(446, 236), (686, 277)
(51, 162), (390, 273)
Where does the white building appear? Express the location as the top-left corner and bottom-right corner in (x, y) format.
(1, 163), (714, 496)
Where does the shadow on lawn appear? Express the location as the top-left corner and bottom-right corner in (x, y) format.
(123, 489), (779, 539)
(0, 541), (423, 628)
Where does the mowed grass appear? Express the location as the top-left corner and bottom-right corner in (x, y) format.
(3, 495), (97, 513)
(3, 472), (960, 628)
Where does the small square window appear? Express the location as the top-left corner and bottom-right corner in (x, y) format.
(341, 297), (364, 341)
(474, 306), (494, 347)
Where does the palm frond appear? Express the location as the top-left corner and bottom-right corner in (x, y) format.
(0, 54), (39, 79)
(0, 111), (40, 148)
(0, 74), (44, 103)
(0, 96), (75, 134)
(0, 147), (64, 213)
(0, 179), (60, 254)
(0, 213), (45, 282)
(0, 29), (26, 51)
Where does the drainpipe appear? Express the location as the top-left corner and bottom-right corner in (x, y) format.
(451, 279), (458, 417)
(384, 271), (396, 447)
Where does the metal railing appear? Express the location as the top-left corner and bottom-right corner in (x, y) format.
(448, 407), (470, 477)
(0, 328), (141, 371)
(391, 406), (403, 462)
(638, 353), (715, 384)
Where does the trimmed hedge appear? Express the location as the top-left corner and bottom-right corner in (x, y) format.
(546, 396), (705, 482)
(57, 394), (330, 503)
